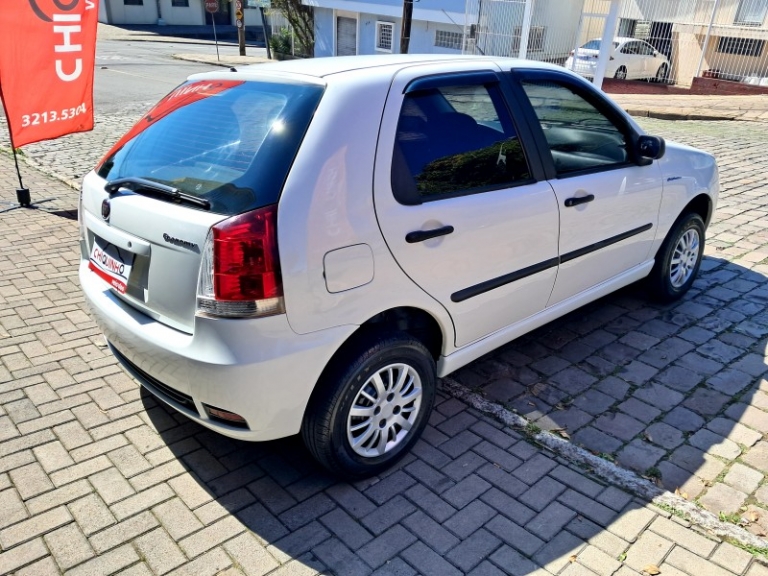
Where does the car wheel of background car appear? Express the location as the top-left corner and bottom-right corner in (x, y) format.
(647, 212), (705, 303)
(615, 66), (628, 80)
(302, 331), (436, 478)
(655, 64), (668, 83)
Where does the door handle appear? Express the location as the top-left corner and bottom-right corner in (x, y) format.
(405, 225), (454, 243)
(564, 194), (595, 207)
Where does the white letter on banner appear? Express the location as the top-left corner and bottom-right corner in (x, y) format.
(56, 59), (82, 82)
(53, 14), (83, 81)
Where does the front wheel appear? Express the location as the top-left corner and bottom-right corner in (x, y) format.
(647, 212), (705, 302)
(302, 332), (436, 478)
(615, 66), (628, 80)
(655, 64), (668, 83)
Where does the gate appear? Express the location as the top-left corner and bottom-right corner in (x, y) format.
(464, 0), (768, 88)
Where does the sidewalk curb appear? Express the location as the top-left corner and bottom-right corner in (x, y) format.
(442, 376), (768, 554)
(0, 147), (81, 192)
(623, 107), (768, 123)
(172, 53), (270, 68)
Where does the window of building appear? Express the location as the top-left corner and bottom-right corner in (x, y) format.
(123, 0), (143, 5)
(434, 30), (463, 50)
(618, 18), (636, 38)
(735, 0), (768, 26)
(717, 36), (765, 56)
(376, 21), (394, 52)
(511, 26), (546, 54)
(393, 83), (530, 201)
(171, 0), (189, 6)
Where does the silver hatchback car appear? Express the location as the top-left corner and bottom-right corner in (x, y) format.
(79, 55), (718, 478)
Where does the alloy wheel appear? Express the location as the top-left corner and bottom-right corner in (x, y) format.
(346, 363), (422, 458)
(669, 228), (700, 288)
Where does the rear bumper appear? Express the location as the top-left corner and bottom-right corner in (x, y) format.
(79, 259), (355, 441)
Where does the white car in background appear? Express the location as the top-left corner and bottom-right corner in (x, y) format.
(565, 37), (670, 82)
(79, 55), (716, 478)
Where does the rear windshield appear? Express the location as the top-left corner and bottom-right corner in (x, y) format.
(580, 40), (619, 50)
(97, 79), (324, 215)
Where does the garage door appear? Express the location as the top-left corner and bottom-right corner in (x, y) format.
(336, 16), (357, 56)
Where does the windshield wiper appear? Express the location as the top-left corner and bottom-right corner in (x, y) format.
(104, 177), (211, 210)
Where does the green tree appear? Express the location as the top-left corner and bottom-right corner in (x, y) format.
(269, 1), (314, 57)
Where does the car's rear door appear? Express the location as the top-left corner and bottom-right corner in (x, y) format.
(509, 70), (663, 306)
(373, 63), (560, 348)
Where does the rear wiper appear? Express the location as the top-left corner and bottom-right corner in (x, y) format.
(105, 177), (211, 210)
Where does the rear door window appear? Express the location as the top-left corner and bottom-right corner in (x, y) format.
(98, 79), (324, 215)
(392, 82), (532, 202)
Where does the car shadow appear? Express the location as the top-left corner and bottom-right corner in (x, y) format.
(140, 254), (767, 574)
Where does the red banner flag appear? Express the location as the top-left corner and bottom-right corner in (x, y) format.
(0, 0), (98, 147)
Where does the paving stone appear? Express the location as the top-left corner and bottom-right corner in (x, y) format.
(68, 493), (117, 535)
(135, 527), (187, 575)
(707, 417), (762, 448)
(594, 413), (645, 442)
(488, 545), (539, 576)
(44, 523), (94, 570)
(572, 427), (623, 455)
(317, 508), (372, 552)
(532, 530), (586, 574)
(403, 483), (457, 523)
(476, 463), (528, 499)
(401, 510), (458, 554)
(89, 466), (136, 505)
(689, 429), (742, 459)
(0, 487), (28, 528)
(9, 462), (54, 499)
(0, 505), (72, 549)
(606, 503), (657, 543)
(648, 516), (717, 556)
(358, 525), (416, 569)
(710, 541), (753, 574)
(519, 476), (566, 512)
(671, 444), (726, 482)
(596, 486), (633, 512)
(699, 482), (748, 515)
(707, 369), (755, 395)
(645, 422), (684, 449)
(525, 501), (577, 540)
(153, 498), (204, 541)
(486, 515), (544, 557)
(655, 366), (702, 393)
(656, 461), (707, 498)
(616, 440), (666, 473)
(576, 544), (622, 576)
(360, 495), (415, 536)
(442, 474), (491, 509)
(65, 544), (140, 576)
(623, 530), (673, 572)
(445, 528), (502, 572)
(618, 398), (661, 423)
(401, 541), (463, 576)
(665, 545), (736, 576)
(89, 510), (160, 554)
(683, 387), (730, 416)
(443, 499), (496, 539)
(724, 462), (763, 494)
(0, 538), (49, 575)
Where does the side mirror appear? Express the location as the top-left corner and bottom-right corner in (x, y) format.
(637, 135), (665, 160)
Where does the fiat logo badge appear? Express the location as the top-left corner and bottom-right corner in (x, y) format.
(101, 199), (111, 220)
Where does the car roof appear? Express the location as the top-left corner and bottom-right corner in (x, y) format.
(188, 54), (567, 83)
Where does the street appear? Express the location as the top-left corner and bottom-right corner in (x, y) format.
(1, 38), (768, 576)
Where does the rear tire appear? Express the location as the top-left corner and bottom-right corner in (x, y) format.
(302, 331), (436, 479)
(615, 66), (628, 80)
(647, 212), (705, 303)
(655, 64), (668, 83)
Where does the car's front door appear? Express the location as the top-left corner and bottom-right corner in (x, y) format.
(373, 65), (560, 348)
(513, 71), (663, 306)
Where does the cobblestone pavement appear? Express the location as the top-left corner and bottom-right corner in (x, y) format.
(1, 113), (768, 574)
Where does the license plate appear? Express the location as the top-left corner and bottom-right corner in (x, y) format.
(89, 238), (133, 294)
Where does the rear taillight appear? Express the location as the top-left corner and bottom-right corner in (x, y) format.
(196, 204), (284, 318)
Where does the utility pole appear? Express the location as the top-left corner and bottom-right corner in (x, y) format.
(400, 0), (413, 53)
(235, 0), (246, 56)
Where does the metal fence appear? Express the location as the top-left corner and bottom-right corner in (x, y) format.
(463, 0), (768, 87)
